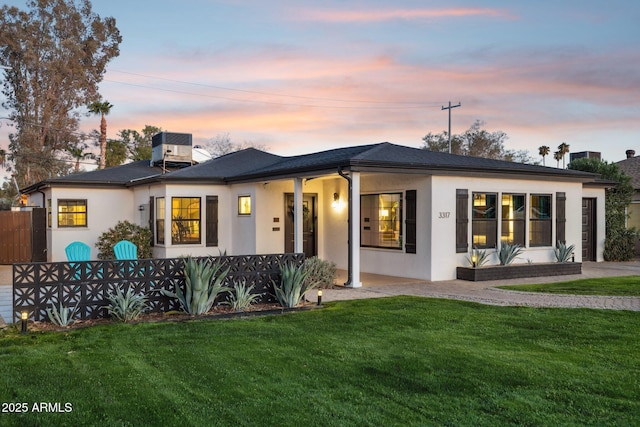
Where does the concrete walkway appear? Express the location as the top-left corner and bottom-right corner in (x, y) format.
(1, 261), (639, 327)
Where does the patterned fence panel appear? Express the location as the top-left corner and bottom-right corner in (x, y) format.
(13, 253), (304, 322)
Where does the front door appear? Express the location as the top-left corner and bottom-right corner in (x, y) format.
(582, 198), (596, 261)
(284, 193), (317, 257)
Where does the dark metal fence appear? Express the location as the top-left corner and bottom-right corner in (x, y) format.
(13, 253), (304, 322)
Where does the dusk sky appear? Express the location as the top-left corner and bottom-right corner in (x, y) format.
(2, 0), (640, 174)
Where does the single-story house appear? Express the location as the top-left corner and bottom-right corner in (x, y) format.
(616, 149), (640, 255)
(22, 133), (607, 285)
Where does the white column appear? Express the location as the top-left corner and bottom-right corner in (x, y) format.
(294, 178), (304, 254)
(349, 172), (362, 287)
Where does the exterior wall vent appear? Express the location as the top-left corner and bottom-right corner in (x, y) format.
(151, 132), (193, 167)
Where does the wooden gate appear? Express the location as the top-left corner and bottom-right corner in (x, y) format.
(0, 209), (47, 264)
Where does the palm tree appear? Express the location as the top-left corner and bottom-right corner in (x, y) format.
(67, 144), (94, 173)
(88, 100), (113, 169)
(557, 142), (570, 169)
(553, 150), (563, 168)
(538, 145), (550, 166)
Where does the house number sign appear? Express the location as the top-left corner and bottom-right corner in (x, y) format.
(438, 212), (451, 219)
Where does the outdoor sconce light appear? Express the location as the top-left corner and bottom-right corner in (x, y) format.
(20, 311), (28, 333)
(331, 193), (340, 209)
(317, 290), (323, 306)
(138, 205), (145, 211)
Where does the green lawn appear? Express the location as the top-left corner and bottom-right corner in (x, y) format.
(498, 275), (640, 296)
(0, 297), (638, 426)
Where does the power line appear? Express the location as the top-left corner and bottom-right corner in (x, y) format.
(104, 69), (440, 110)
(441, 101), (461, 154)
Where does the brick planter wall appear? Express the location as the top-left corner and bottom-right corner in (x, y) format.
(457, 262), (582, 281)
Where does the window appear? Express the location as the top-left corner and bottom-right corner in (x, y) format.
(58, 199), (87, 227)
(530, 194), (552, 246)
(156, 197), (165, 244)
(360, 193), (402, 249)
(238, 195), (251, 215)
(206, 196), (219, 247)
(171, 197), (200, 244)
(472, 193), (497, 248)
(501, 194), (525, 245)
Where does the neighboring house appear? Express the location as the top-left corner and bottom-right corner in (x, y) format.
(616, 149), (640, 255)
(22, 133), (607, 284)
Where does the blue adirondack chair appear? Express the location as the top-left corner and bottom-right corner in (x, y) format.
(65, 241), (91, 280)
(114, 240), (138, 260)
(65, 241), (90, 261)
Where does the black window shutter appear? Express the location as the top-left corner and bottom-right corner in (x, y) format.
(149, 196), (155, 247)
(405, 190), (417, 253)
(206, 196), (219, 247)
(556, 192), (566, 245)
(456, 189), (469, 253)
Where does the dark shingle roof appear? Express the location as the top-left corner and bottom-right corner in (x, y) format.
(617, 156), (640, 189)
(23, 143), (598, 192)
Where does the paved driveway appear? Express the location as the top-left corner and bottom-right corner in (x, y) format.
(1, 261), (639, 326)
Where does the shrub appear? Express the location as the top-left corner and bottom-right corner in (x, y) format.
(303, 257), (337, 289)
(498, 243), (522, 266)
(46, 302), (79, 327)
(604, 228), (638, 261)
(163, 258), (230, 315)
(466, 246), (490, 267)
(554, 241), (576, 263)
(272, 262), (319, 308)
(96, 220), (152, 259)
(225, 279), (261, 312)
(106, 287), (148, 322)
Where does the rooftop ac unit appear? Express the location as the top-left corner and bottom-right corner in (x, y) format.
(151, 132), (193, 166)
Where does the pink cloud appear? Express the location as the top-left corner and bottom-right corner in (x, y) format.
(294, 8), (516, 23)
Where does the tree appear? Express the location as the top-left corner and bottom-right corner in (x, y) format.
(0, 148), (6, 168)
(88, 100), (113, 169)
(538, 145), (550, 166)
(105, 138), (127, 167)
(557, 142), (570, 169)
(569, 157), (637, 261)
(421, 120), (532, 162)
(553, 151), (562, 168)
(66, 141), (94, 173)
(118, 125), (161, 162)
(205, 133), (267, 158)
(0, 0), (121, 186)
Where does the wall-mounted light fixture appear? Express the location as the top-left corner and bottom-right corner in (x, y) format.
(21, 311), (28, 333)
(332, 193), (340, 209)
(138, 205), (145, 211)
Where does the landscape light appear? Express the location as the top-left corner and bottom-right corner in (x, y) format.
(20, 311), (28, 333)
(317, 290), (323, 306)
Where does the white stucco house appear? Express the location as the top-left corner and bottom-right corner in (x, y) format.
(22, 133), (607, 285)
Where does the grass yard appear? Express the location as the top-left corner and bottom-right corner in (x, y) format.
(498, 275), (640, 296)
(0, 296), (638, 426)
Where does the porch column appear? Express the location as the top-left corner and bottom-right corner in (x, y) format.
(294, 178), (304, 254)
(349, 171), (362, 288)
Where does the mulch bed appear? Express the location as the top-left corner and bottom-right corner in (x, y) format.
(26, 302), (322, 333)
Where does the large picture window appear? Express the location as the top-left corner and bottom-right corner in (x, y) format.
(156, 197), (165, 245)
(472, 193), (497, 248)
(530, 194), (552, 246)
(58, 199), (87, 228)
(172, 197), (201, 244)
(501, 194), (525, 245)
(360, 193), (402, 249)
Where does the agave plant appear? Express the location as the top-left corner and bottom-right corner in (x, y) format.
(46, 302), (79, 327)
(106, 287), (148, 322)
(498, 243), (523, 266)
(225, 279), (261, 312)
(272, 262), (319, 308)
(163, 258), (230, 315)
(466, 246), (490, 267)
(554, 241), (576, 263)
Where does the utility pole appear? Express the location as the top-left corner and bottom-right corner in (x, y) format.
(441, 101), (461, 153)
